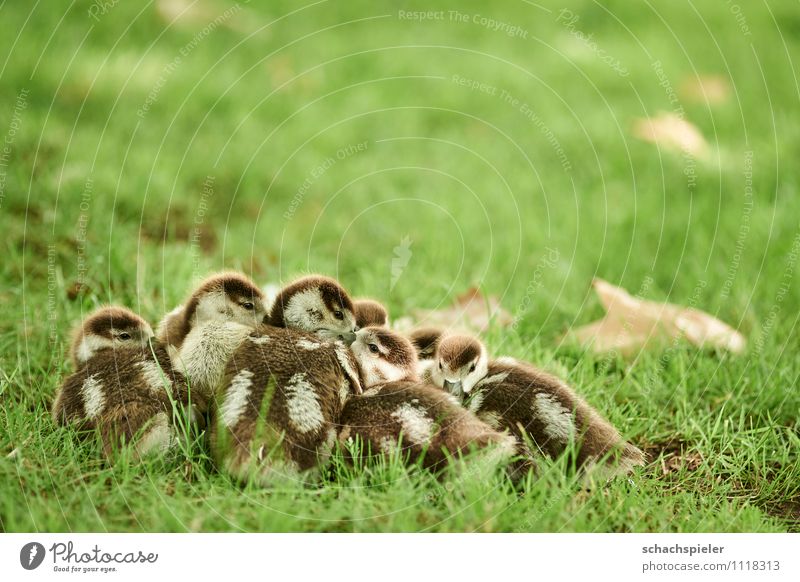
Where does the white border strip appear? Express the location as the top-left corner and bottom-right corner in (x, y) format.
(1, 533), (797, 581)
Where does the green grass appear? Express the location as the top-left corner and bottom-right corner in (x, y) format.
(1, 0), (799, 532)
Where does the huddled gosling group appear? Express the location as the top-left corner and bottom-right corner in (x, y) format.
(52, 272), (645, 485)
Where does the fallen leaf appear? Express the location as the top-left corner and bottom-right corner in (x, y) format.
(679, 74), (730, 105)
(404, 287), (513, 333)
(632, 112), (709, 157)
(566, 278), (746, 356)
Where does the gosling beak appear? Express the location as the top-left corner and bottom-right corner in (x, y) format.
(339, 330), (357, 345)
(442, 380), (464, 399)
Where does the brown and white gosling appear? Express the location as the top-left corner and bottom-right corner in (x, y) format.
(156, 271), (267, 349)
(340, 326), (516, 472)
(408, 326), (446, 362)
(268, 275), (358, 343)
(407, 326), (448, 381)
(352, 298), (389, 329)
(171, 273), (358, 406)
(52, 307), (204, 459)
(162, 272), (268, 402)
(208, 274), (363, 486)
(426, 333), (645, 478)
(209, 325), (363, 487)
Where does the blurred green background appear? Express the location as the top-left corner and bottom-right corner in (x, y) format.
(0, 0), (798, 532)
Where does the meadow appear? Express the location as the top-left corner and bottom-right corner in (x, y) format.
(0, 0), (798, 532)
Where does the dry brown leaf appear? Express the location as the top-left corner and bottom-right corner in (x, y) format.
(406, 287), (513, 333)
(566, 278), (745, 356)
(679, 74), (730, 105)
(632, 112), (709, 157)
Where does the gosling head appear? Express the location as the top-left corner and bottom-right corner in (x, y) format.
(350, 326), (419, 388)
(353, 298), (389, 329)
(407, 326), (446, 360)
(71, 306), (154, 367)
(430, 334), (488, 399)
(182, 272), (267, 336)
(268, 275), (357, 343)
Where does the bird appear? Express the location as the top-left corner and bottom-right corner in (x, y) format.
(407, 326), (447, 362)
(163, 272), (268, 402)
(52, 306), (204, 459)
(154, 305), (184, 352)
(340, 326), (516, 472)
(157, 271), (267, 351)
(425, 332), (645, 479)
(209, 325), (363, 487)
(267, 275), (358, 343)
(171, 273), (358, 399)
(69, 306), (154, 367)
(206, 274), (363, 486)
(407, 326), (447, 379)
(352, 298), (389, 329)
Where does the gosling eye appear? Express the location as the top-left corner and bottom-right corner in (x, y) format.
(368, 343), (379, 354)
(333, 310), (344, 320)
(469, 363), (476, 373)
(242, 302), (254, 311)
(119, 332), (132, 340)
